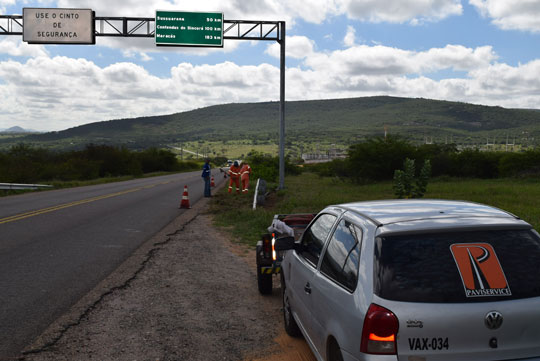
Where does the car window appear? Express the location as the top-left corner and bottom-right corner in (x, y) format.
(374, 229), (540, 303)
(320, 219), (362, 292)
(300, 213), (337, 267)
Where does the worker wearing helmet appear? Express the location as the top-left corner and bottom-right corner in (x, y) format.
(228, 160), (241, 193)
(240, 161), (252, 194)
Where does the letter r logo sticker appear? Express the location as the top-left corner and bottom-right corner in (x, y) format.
(450, 243), (511, 297)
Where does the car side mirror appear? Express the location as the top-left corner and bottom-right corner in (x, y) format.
(274, 236), (298, 252)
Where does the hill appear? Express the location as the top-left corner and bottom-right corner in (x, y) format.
(2, 96), (540, 150)
(0, 126), (39, 134)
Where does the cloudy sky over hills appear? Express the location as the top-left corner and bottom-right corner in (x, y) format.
(1, 0), (540, 131)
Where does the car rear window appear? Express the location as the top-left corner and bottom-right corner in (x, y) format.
(374, 229), (540, 303)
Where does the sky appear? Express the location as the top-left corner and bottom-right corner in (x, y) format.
(1, 0), (540, 132)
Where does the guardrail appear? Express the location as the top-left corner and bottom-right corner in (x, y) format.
(0, 183), (53, 190)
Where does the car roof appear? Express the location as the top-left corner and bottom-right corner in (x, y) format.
(335, 199), (522, 227)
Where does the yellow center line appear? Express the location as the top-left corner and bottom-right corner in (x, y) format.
(0, 182), (167, 225)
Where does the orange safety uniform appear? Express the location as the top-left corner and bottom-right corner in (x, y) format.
(228, 164), (241, 193)
(240, 163), (252, 193)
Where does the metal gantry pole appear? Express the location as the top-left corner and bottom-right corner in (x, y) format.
(278, 21), (286, 190)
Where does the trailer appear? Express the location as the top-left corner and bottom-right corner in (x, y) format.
(255, 213), (315, 294)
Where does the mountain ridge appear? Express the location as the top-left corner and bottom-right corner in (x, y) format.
(2, 96), (540, 149)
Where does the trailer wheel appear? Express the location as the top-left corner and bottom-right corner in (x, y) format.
(257, 265), (273, 295)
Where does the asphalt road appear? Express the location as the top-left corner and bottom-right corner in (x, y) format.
(0, 170), (225, 360)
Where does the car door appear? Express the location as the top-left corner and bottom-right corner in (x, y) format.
(288, 213), (337, 345)
(310, 217), (364, 357)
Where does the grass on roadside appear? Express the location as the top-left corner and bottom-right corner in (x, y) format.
(209, 172), (540, 247)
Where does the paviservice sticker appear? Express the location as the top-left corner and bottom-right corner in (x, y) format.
(450, 243), (511, 297)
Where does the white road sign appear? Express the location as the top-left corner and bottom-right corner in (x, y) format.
(23, 8), (94, 44)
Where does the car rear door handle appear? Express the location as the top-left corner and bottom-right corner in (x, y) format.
(304, 283), (312, 294)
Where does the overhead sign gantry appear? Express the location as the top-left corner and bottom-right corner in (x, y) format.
(0, 9), (287, 189)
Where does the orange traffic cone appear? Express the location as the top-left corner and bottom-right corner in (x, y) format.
(179, 185), (191, 209)
(210, 176), (215, 187)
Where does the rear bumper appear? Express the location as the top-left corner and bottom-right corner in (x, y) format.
(259, 265), (281, 274)
(342, 350), (397, 361)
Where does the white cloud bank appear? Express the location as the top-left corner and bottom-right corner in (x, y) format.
(2, 37), (540, 131)
(0, 54), (281, 130)
(470, 0), (540, 33)
(55, 0), (464, 24)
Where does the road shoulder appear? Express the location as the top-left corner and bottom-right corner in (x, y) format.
(21, 196), (286, 360)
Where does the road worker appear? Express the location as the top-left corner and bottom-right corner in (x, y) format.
(240, 161), (252, 194)
(201, 158), (211, 197)
(228, 160), (241, 193)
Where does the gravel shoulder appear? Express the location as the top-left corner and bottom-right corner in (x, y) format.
(20, 195), (316, 361)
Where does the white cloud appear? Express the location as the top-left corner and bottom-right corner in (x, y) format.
(0, 56), (282, 131)
(416, 45), (497, 72)
(338, 0), (463, 24)
(284, 57), (540, 110)
(140, 52), (153, 62)
(266, 35), (315, 59)
(470, 0), (540, 33)
(293, 43), (496, 76)
(282, 0), (339, 23)
(343, 25), (356, 47)
(0, 38), (49, 57)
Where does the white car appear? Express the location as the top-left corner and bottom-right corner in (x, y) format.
(277, 199), (540, 361)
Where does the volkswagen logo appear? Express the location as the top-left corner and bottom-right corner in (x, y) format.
(485, 311), (503, 330)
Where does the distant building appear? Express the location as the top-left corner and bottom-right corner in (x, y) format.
(302, 144), (347, 164)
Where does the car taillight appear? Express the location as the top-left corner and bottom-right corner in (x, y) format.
(360, 303), (399, 355)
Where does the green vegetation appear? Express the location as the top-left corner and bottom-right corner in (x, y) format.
(0, 144), (200, 184)
(310, 136), (540, 181)
(209, 172), (540, 247)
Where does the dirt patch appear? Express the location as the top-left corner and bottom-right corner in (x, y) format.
(22, 205), (315, 361)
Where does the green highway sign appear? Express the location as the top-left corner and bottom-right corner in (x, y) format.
(155, 11), (223, 47)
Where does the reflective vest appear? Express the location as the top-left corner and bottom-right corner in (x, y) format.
(240, 164), (252, 179)
(228, 165), (241, 179)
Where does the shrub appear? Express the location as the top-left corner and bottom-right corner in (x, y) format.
(393, 158), (431, 199)
(450, 150), (501, 178)
(246, 150), (301, 183)
(348, 136), (416, 182)
(499, 150), (540, 177)
(136, 148), (178, 173)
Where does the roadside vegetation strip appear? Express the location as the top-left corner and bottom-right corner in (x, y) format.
(0, 185), (160, 225)
(210, 172), (540, 246)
